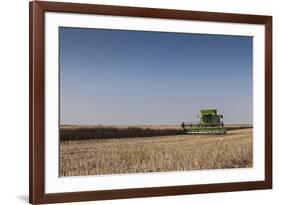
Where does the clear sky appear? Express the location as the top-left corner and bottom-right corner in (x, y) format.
(59, 27), (253, 125)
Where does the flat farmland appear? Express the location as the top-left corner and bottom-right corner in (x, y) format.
(59, 126), (253, 176)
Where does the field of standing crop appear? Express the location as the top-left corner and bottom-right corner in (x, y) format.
(59, 127), (252, 176)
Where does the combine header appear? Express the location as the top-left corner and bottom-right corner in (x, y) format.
(181, 109), (226, 135)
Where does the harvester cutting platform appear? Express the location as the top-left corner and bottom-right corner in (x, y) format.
(181, 109), (226, 135)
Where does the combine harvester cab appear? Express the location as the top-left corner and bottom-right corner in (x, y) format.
(181, 109), (227, 135)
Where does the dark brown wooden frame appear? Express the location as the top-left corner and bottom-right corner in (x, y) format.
(29, 1), (272, 204)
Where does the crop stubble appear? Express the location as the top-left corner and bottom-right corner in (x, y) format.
(59, 127), (252, 176)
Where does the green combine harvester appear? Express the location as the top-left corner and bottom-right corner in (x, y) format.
(181, 109), (227, 135)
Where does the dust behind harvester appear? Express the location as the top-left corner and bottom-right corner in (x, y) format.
(181, 109), (227, 135)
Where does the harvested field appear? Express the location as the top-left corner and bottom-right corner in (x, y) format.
(59, 127), (253, 176)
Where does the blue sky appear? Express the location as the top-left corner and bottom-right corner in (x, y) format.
(59, 27), (253, 125)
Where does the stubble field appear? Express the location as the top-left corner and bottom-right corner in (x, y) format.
(59, 126), (253, 176)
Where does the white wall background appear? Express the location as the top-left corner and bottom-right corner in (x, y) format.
(0, 0), (279, 204)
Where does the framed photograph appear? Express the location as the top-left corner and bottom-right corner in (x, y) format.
(29, 1), (272, 204)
